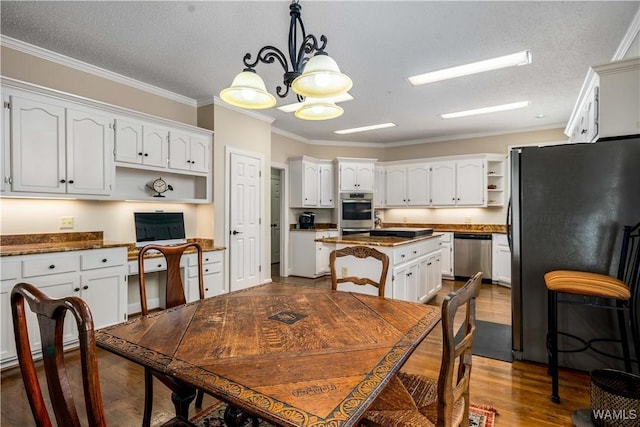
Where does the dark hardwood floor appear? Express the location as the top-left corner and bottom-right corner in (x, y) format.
(1, 267), (590, 426)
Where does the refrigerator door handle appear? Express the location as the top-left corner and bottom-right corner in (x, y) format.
(506, 197), (512, 251)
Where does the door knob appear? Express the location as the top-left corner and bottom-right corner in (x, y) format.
(232, 230), (242, 235)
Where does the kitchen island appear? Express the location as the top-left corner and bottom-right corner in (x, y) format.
(316, 232), (443, 303)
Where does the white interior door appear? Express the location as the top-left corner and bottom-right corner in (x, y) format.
(270, 169), (281, 264)
(229, 152), (261, 291)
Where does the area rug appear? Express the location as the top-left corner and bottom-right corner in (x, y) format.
(192, 401), (498, 427)
(456, 320), (512, 362)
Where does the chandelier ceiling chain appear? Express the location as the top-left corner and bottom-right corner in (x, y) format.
(219, 0), (352, 120)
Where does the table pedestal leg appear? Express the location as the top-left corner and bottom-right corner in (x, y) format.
(224, 405), (259, 427)
(171, 385), (197, 419)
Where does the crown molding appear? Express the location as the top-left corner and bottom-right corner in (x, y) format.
(612, 7), (640, 60)
(271, 127), (309, 143)
(1, 35), (197, 107)
(209, 96), (276, 124)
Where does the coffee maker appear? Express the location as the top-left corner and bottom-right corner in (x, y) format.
(298, 212), (316, 229)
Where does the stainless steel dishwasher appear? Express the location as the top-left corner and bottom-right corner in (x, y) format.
(454, 233), (492, 281)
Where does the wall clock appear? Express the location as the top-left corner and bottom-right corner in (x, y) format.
(146, 177), (173, 197)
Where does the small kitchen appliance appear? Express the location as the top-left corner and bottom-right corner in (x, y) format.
(298, 212), (316, 229)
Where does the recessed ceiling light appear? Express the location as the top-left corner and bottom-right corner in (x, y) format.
(408, 50), (532, 86)
(440, 101), (530, 119)
(277, 93), (354, 113)
(334, 122), (397, 135)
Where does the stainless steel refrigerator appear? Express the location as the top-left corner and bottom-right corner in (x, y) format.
(509, 137), (640, 372)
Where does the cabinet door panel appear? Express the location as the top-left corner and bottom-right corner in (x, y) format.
(339, 163), (358, 191)
(406, 164), (430, 206)
(143, 125), (169, 168)
(189, 137), (209, 173)
(385, 167), (407, 206)
(80, 270), (123, 329)
(115, 119), (143, 164)
(66, 109), (113, 195)
(11, 96), (66, 193)
(456, 159), (484, 205)
(303, 162), (319, 206)
(357, 164), (375, 191)
(319, 164), (334, 207)
(430, 162), (456, 206)
(168, 132), (191, 171)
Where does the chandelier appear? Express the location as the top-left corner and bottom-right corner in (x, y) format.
(219, 0), (352, 120)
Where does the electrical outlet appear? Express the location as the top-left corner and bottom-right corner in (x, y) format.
(60, 216), (74, 229)
(464, 216), (472, 224)
(403, 216), (408, 223)
(341, 266), (348, 277)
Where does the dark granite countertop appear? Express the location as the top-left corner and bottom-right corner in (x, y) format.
(317, 232), (443, 247)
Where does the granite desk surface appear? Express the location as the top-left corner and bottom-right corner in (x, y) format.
(0, 231), (224, 259)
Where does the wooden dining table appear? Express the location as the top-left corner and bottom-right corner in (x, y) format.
(95, 282), (441, 427)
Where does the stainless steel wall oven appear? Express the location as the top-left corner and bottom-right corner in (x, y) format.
(340, 192), (373, 232)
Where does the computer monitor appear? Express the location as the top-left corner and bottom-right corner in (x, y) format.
(134, 212), (187, 248)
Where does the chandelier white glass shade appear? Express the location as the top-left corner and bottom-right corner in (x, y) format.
(218, 71), (276, 109)
(294, 97), (344, 120)
(219, 0), (351, 120)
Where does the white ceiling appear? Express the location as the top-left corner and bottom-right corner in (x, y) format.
(1, 1), (638, 145)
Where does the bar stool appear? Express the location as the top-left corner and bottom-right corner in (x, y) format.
(545, 222), (640, 403)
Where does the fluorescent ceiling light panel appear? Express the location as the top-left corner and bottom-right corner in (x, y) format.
(334, 122), (396, 135)
(408, 50), (531, 86)
(277, 93), (353, 113)
(441, 101), (530, 119)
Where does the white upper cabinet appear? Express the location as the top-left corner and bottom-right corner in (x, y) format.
(115, 119), (168, 168)
(385, 165), (408, 206)
(455, 159), (484, 206)
(429, 159), (485, 206)
(318, 161), (334, 207)
(169, 131), (210, 173)
(430, 162), (456, 206)
(10, 94), (113, 196)
(66, 108), (113, 195)
(10, 95), (66, 194)
(336, 158), (375, 192)
(566, 57), (640, 142)
(373, 166), (386, 208)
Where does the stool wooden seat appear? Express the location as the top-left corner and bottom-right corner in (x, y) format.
(545, 270), (630, 299)
(545, 222), (640, 404)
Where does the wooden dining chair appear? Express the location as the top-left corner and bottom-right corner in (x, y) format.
(330, 246), (390, 297)
(10, 282), (205, 427)
(137, 242), (208, 426)
(361, 272), (483, 427)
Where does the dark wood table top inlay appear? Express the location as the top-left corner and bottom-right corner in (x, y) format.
(96, 283), (440, 427)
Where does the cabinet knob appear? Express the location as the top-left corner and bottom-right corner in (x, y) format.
(205, 288), (209, 292)
(413, 250), (417, 254)
(74, 287), (80, 292)
(49, 264), (55, 269)
(69, 180), (74, 184)
(205, 258), (210, 262)
(60, 179), (66, 183)
(102, 258), (107, 263)
(581, 129), (587, 134)
(83, 285), (88, 290)
(138, 152), (143, 156)
(144, 153), (149, 157)
(157, 264), (162, 268)
(401, 254), (405, 258)
(205, 268), (209, 273)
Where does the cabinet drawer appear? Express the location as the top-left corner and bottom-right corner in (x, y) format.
(188, 250), (223, 266)
(394, 245), (417, 265)
(128, 257), (167, 275)
(81, 251), (125, 271)
(22, 255), (79, 278)
(188, 261), (222, 277)
(1, 261), (19, 281)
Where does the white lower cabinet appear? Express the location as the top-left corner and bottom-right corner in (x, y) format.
(492, 233), (511, 286)
(0, 247), (127, 368)
(439, 232), (454, 279)
(187, 250), (225, 301)
(290, 230), (339, 278)
(333, 235), (443, 303)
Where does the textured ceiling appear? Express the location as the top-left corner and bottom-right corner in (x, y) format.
(1, 1), (638, 145)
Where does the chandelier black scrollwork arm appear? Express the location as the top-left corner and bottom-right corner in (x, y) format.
(243, 46), (288, 72)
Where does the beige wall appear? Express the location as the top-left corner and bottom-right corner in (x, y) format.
(1, 47), (196, 125)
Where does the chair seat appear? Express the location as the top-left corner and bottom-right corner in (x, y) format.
(363, 372), (464, 427)
(544, 270), (630, 299)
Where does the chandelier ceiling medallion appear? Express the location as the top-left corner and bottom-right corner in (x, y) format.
(219, 0), (352, 120)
